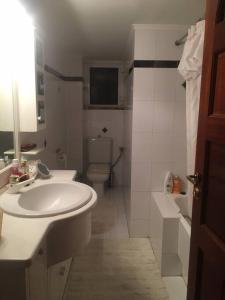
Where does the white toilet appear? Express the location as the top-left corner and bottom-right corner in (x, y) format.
(86, 137), (113, 197)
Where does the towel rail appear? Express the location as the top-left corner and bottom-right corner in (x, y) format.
(175, 17), (204, 46)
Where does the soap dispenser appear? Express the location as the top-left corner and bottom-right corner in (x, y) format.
(164, 172), (173, 193)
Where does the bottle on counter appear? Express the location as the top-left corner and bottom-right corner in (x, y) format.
(0, 158), (5, 170)
(4, 155), (10, 166)
(11, 159), (22, 176)
(20, 159), (29, 176)
(172, 176), (182, 194)
(164, 172), (174, 193)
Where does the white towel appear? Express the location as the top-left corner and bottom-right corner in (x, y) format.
(178, 20), (205, 80)
(178, 20), (205, 218)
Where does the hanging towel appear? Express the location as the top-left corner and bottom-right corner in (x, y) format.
(178, 20), (205, 218)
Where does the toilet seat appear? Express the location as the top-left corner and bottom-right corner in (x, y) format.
(88, 164), (110, 174)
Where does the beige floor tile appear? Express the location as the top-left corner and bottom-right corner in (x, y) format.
(64, 188), (169, 300)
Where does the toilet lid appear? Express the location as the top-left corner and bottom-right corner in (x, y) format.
(88, 164), (110, 174)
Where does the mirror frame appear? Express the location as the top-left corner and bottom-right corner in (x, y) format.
(0, 79), (20, 177)
(12, 80), (21, 161)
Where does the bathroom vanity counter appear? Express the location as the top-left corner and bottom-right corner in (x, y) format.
(0, 170), (97, 266)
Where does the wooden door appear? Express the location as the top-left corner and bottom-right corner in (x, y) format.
(187, 1), (225, 299)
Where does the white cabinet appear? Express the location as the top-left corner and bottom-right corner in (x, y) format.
(0, 36), (14, 132)
(0, 28), (46, 132)
(47, 258), (72, 300)
(26, 242), (72, 300)
(27, 245), (48, 300)
(18, 31), (46, 132)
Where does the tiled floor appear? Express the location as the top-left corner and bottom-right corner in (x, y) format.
(65, 187), (169, 300)
(91, 187), (129, 239)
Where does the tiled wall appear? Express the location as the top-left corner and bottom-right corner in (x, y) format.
(123, 72), (134, 222)
(128, 25), (187, 237)
(123, 31), (134, 223)
(63, 81), (83, 173)
(0, 40), (83, 188)
(83, 109), (125, 186)
(21, 73), (83, 172)
(20, 75), (67, 169)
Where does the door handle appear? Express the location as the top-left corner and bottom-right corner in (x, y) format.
(187, 173), (201, 199)
(186, 173), (201, 186)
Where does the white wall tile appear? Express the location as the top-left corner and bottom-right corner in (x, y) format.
(133, 101), (155, 132)
(64, 82), (83, 172)
(130, 191), (151, 219)
(155, 30), (186, 60)
(172, 98), (186, 134)
(132, 132), (152, 162)
(133, 69), (155, 101)
(131, 162), (151, 191)
(151, 133), (173, 162)
(21, 78), (67, 170)
(154, 69), (177, 101)
(134, 29), (156, 60)
(153, 101), (175, 133)
(171, 132), (187, 163)
(129, 26), (187, 237)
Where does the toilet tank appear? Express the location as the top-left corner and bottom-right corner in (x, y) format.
(87, 137), (113, 164)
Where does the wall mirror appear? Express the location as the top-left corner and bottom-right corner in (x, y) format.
(0, 1), (38, 172)
(0, 52), (15, 170)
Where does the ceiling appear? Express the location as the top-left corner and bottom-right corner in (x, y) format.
(20, 0), (205, 60)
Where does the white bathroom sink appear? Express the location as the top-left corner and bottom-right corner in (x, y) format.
(0, 181), (92, 218)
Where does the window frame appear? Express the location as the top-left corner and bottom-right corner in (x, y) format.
(84, 61), (124, 109)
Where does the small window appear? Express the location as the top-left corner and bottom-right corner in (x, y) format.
(90, 67), (118, 105)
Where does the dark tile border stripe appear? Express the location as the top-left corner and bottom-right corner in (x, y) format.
(44, 65), (63, 79)
(44, 64), (83, 82)
(133, 60), (179, 68)
(84, 105), (126, 110)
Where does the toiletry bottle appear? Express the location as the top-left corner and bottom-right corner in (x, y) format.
(11, 159), (22, 176)
(4, 155), (9, 166)
(164, 172), (174, 193)
(172, 176), (182, 194)
(21, 160), (29, 175)
(0, 159), (5, 170)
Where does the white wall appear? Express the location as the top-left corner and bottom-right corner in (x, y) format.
(64, 81), (83, 173)
(45, 42), (82, 77)
(123, 29), (134, 225)
(20, 37), (83, 172)
(128, 25), (187, 237)
(20, 74), (67, 169)
(83, 60), (127, 185)
(123, 77), (133, 221)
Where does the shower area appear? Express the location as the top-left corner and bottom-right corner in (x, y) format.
(124, 20), (205, 292)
